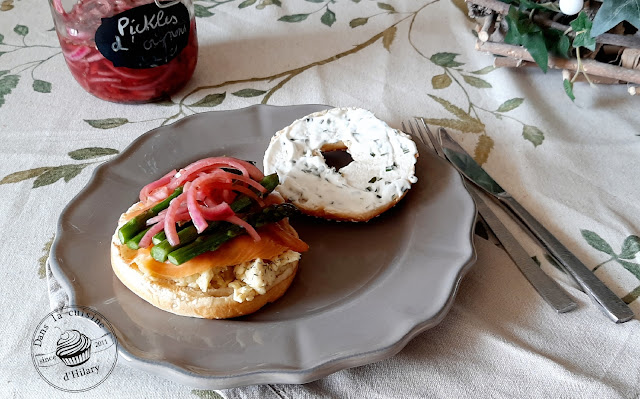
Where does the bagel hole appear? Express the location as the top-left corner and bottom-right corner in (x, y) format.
(322, 150), (354, 171)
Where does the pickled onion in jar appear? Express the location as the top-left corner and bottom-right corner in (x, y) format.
(49, 0), (198, 103)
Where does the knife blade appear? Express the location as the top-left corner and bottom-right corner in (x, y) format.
(469, 185), (577, 313)
(438, 127), (634, 323)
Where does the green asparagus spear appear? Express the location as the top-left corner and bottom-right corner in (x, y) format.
(126, 227), (151, 250)
(118, 186), (184, 244)
(167, 203), (298, 265)
(149, 173), (280, 262)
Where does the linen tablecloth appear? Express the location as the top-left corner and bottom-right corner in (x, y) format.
(1, 0), (639, 397)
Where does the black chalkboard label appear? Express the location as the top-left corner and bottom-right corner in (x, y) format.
(95, 1), (191, 69)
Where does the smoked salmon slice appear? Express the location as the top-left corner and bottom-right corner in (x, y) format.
(133, 220), (306, 279)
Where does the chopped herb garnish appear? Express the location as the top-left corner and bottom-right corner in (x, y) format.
(366, 187), (372, 191)
(376, 195), (382, 199)
(368, 177), (378, 183)
(370, 152), (376, 157)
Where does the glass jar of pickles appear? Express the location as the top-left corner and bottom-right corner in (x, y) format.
(49, 0), (198, 103)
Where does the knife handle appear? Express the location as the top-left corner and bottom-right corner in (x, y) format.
(469, 189), (577, 313)
(501, 196), (634, 323)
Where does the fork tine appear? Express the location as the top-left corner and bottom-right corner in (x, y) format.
(415, 118), (444, 158)
(402, 120), (424, 147)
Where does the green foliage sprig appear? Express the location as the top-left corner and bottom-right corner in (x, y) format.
(499, 0), (610, 101)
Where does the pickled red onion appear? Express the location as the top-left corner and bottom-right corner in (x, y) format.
(139, 220), (167, 249)
(140, 169), (176, 203)
(168, 157), (264, 189)
(164, 192), (187, 246)
(136, 157), (270, 249)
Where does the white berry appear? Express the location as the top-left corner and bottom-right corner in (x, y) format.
(559, 0), (583, 15)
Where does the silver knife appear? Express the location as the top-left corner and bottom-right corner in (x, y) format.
(438, 128), (634, 323)
(468, 185), (577, 313)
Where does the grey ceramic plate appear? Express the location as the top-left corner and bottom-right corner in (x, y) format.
(50, 104), (477, 389)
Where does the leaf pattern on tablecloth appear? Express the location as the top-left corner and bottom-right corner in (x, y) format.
(0, 0), (541, 166)
(0, 24), (60, 107)
(1, 0), (14, 11)
(82, 0), (545, 162)
(581, 229), (640, 302)
(38, 234), (55, 279)
(191, 389), (224, 399)
(420, 51), (546, 162)
(0, 147), (119, 188)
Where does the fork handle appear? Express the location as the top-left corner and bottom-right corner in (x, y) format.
(501, 196), (635, 323)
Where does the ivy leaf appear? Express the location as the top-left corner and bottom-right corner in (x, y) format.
(545, 28), (570, 57)
(278, 14), (309, 23)
(431, 73), (452, 89)
(0, 74), (19, 107)
(619, 235), (640, 259)
(563, 79), (575, 101)
(33, 164), (86, 188)
(504, 6), (548, 72)
(350, 17), (368, 28)
(321, 8), (336, 27)
(84, 118), (129, 129)
(470, 65), (497, 75)
(238, 0), (256, 8)
(190, 92), (226, 107)
(194, 4), (214, 17)
(68, 147), (119, 160)
(496, 98), (524, 112)
(33, 79), (52, 93)
(570, 11), (596, 51)
(0, 70), (8, 77)
(430, 52), (464, 68)
(522, 32), (548, 72)
(462, 74), (492, 88)
(377, 2), (396, 12)
(232, 88), (266, 97)
(13, 24), (28, 36)
(382, 25), (396, 52)
(581, 229), (615, 255)
(0, 167), (52, 185)
(522, 125), (544, 146)
(591, 0), (640, 37)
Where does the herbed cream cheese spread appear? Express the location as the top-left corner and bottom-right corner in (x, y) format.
(263, 107), (418, 216)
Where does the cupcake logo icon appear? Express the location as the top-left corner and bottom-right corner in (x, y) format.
(31, 306), (118, 392)
(56, 330), (92, 367)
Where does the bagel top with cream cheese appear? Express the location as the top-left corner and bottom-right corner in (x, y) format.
(263, 107), (418, 222)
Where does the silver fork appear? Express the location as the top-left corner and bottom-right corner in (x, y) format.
(403, 119), (577, 313)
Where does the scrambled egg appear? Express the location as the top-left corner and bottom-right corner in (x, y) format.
(142, 251), (300, 303)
